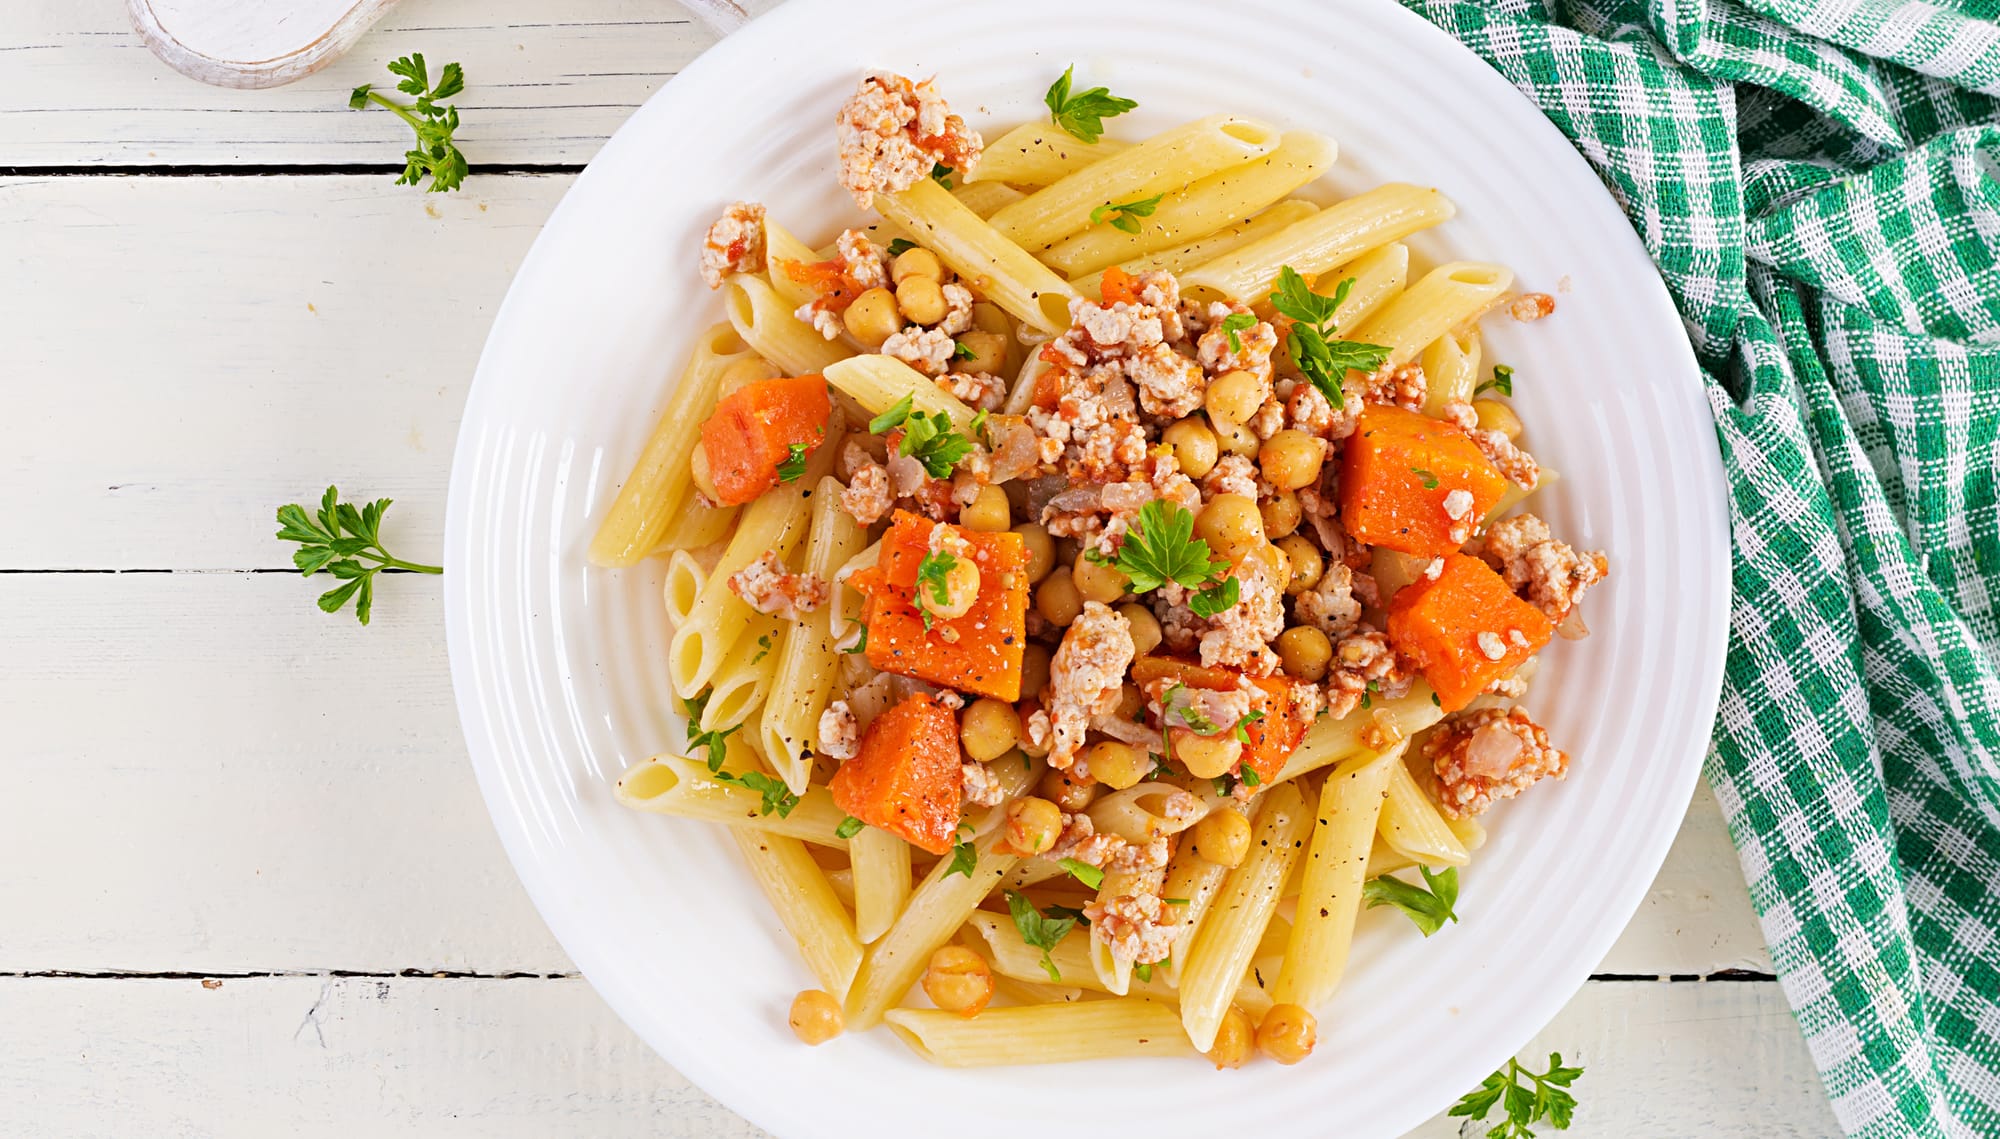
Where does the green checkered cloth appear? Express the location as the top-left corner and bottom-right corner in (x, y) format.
(1401, 0), (2000, 1134)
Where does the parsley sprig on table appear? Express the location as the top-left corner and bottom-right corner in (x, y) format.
(1089, 192), (1164, 234)
(1005, 889), (1080, 981)
(275, 486), (442, 625)
(1110, 500), (1236, 612)
(1044, 65), (1138, 143)
(1450, 1052), (1584, 1138)
(348, 53), (470, 193)
(869, 394), (973, 478)
(1268, 266), (1391, 408)
(1363, 865), (1460, 936)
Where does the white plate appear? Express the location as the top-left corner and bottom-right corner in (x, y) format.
(445, 1), (1730, 1134)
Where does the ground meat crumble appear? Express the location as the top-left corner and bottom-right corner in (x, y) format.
(1444, 398), (1540, 489)
(1045, 602), (1136, 769)
(1085, 891), (1177, 964)
(726, 550), (829, 620)
(835, 73), (983, 209)
(699, 200), (765, 289)
(1482, 513), (1609, 625)
(1427, 705), (1568, 818)
(816, 700), (859, 762)
(1322, 627), (1416, 721)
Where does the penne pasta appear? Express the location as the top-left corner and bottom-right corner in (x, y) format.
(1273, 685), (1446, 784)
(1179, 183), (1455, 304)
(823, 353), (978, 431)
(1161, 831), (1232, 987)
(655, 499), (740, 553)
(661, 550), (704, 628)
(844, 834), (1020, 1030)
(587, 323), (751, 567)
(703, 612), (782, 731)
(872, 178), (1080, 333)
(1088, 865), (1147, 995)
(988, 115), (1282, 251)
(615, 748), (855, 848)
(1420, 326), (1483, 416)
(1378, 753), (1471, 866)
(966, 122), (1133, 187)
(1348, 261), (1513, 369)
(952, 180), (1026, 219)
(722, 272), (853, 376)
(884, 999), (1193, 1066)
(1273, 746), (1401, 1009)
(1104, 198), (1319, 282)
(731, 827), (864, 1000)
(761, 478), (868, 791)
(1040, 131), (1338, 277)
(1178, 782), (1313, 1052)
(850, 824), (913, 944)
(1086, 781), (1211, 843)
(762, 218), (824, 312)
(1320, 240), (1409, 330)
(1490, 465), (1559, 519)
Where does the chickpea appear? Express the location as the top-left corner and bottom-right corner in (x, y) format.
(919, 556), (981, 623)
(1260, 489), (1302, 539)
(1114, 682), (1144, 720)
(1020, 643), (1053, 702)
(842, 287), (901, 347)
(717, 355), (781, 395)
(788, 989), (844, 1045)
(1190, 808), (1252, 868)
(1259, 429), (1327, 490)
(960, 698), (1022, 762)
(1256, 1004), (1318, 1065)
(890, 245), (942, 284)
(1083, 740), (1150, 790)
(961, 484), (1012, 532)
(1039, 765), (1099, 812)
(1036, 572), (1083, 627)
(1002, 796), (1063, 856)
(1276, 625), (1334, 683)
(921, 946), (994, 1017)
(895, 275), (948, 326)
(954, 330), (1009, 375)
(970, 300), (1012, 337)
(689, 444), (720, 503)
(1161, 417), (1219, 478)
(1208, 1005), (1255, 1070)
(1119, 603), (1162, 656)
(1275, 534), (1324, 595)
(1071, 554), (1128, 604)
(1211, 414), (1261, 457)
(1474, 397), (1524, 440)
(1205, 369), (1265, 426)
(1195, 494), (1265, 561)
(1013, 523), (1056, 583)
(1174, 729), (1244, 779)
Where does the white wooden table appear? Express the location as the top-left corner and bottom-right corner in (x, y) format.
(0, 3), (1841, 1135)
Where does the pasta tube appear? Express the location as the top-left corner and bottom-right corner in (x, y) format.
(1377, 754), (1470, 866)
(1179, 183), (1454, 304)
(732, 827), (863, 1001)
(823, 353), (978, 432)
(1348, 261), (1513, 368)
(873, 178), (1081, 334)
(760, 478), (867, 791)
(845, 833), (1020, 1030)
(1272, 747), (1401, 1009)
(615, 749), (853, 849)
(722, 272), (852, 376)
(966, 122), (1133, 187)
(850, 825), (912, 945)
(1273, 685), (1445, 784)
(1178, 781), (1313, 1052)
(885, 999), (1192, 1066)
(1106, 199), (1319, 281)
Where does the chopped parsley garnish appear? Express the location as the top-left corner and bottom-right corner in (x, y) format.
(868, 393), (973, 478)
(750, 632), (773, 663)
(969, 408), (991, 447)
(1167, 683), (1219, 733)
(1045, 903), (1090, 926)
(1043, 64), (1138, 144)
(1164, 897), (1191, 906)
(1005, 889), (1080, 981)
(886, 238), (918, 257)
(835, 815), (866, 839)
(1451, 1052), (1584, 1138)
(952, 339), (977, 360)
(1233, 709), (1265, 744)
(1132, 960), (1156, 983)
(1219, 311), (1257, 353)
(775, 442), (811, 483)
(1477, 363), (1516, 398)
(1110, 500), (1229, 595)
(840, 615), (868, 655)
(709, 769), (799, 817)
(681, 688), (741, 772)
(1187, 575), (1240, 618)
(1058, 858), (1104, 889)
(931, 162), (954, 189)
(1412, 467), (1440, 490)
(945, 825), (978, 878)
(1239, 765), (1261, 787)
(915, 550), (958, 630)
(1089, 192), (1165, 235)
(1363, 865), (1460, 936)
(1268, 266), (1392, 408)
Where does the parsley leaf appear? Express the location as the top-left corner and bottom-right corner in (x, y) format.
(1043, 64), (1138, 144)
(946, 829), (978, 878)
(348, 53), (470, 193)
(1233, 709), (1265, 744)
(915, 550), (957, 630)
(751, 633), (773, 664)
(1268, 266), (1391, 408)
(1240, 765), (1261, 787)
(931, 162), (954, 189)
(1058, 858), (1105, 889)
(1111, 500), (1229, 594)
(835, 815), (866, 839)
(275, 486), (443, 625)
(1133, 960), (1155, 983)
(886, 238), (918, 257)
(1477, 363), (1516, 398)
(680, 689), (743, 772)
(710, 769), (801, 817)
(776, 442), (811, 483)
(1412, 467), (1440, 490)
(1005, 889), (1080, 981)
(1188, 575), (1240, 618)
(840, 615), (868, 655)
(969, 408), (991, 448)
(1219, 311), (1257, 354)
(952, 339), (977, 360)
(1363, 865), (1460, 936)
(1089, 192), (1165, 235)
(870, 396), (973, 478)
(1045, 903), (1090, 926)
(1449, 1052), (1584, 1138)
(868, 393), (916, 435)
(1168, 683), (1220, 734)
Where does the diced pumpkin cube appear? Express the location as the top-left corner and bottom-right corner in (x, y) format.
(851, 510), (1028, 700)
(697, 375), (832, 506)
(1340, 404), (1507, 557)
(1128, 657), (1309, 785)
(828, 693), (963, 854)
(1385, 554), (1551, 712)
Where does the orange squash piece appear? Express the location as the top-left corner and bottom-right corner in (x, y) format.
(1339, 404), (1508, 557)
(697, 375), (832, 506)
(1098, 264), (1142, 304)
(828, 693), (964, 854)
(1385, 553), (1552, 712)
(851, 511), (1029, 700)
(1129, 657), (1309, 785)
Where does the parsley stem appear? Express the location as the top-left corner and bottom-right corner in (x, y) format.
(377, 555), (444, 574)
(363, 89), (426, 131)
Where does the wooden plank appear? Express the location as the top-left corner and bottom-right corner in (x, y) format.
(0, 974), (1831, 1137)
(0, 0), (717, 166)
(0, 570), (1767, 975)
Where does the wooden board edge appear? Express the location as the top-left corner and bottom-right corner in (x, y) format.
(125, 0), (404, 90)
